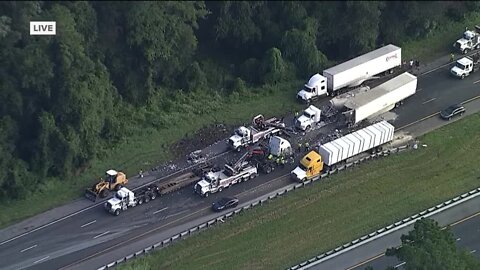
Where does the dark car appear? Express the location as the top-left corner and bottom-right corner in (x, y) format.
(212, 197), (239, 212)
(440, 104), (465, 120)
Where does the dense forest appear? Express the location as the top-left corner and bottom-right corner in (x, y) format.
(0, 1), (478, 201)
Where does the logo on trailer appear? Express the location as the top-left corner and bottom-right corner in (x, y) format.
(30, 21), (56, 35)
(385, 54), (398, 62)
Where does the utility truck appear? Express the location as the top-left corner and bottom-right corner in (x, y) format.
(331, 72), (417, 125)
(105, 185), (159, 216)
(291, 121), (394, 182)
(297, 44), (402, 102)
(453, 26), (480, 54)
(194, 153), (258, 197)
(295, 105), (322, 131)
(228, 114), (286, 151)
(247, 136), (294, 174)
(450, 53), (480, 79)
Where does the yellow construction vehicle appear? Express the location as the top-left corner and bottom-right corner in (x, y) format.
(85, 170), (128, 201)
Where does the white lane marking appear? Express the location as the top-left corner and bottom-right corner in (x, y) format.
(80, 220), (97, 228)
(474, 80), (480, 84)
(471, 249), (476, 253)
(20, 244), (37, 253)
(0, 150), (233, 247)
(93, 231), (110, 239)
(422, 98), (436, 104)
(153, 207), (168, 214)
(33, 256), (50, 264)
(457, 237), (461, 241)
(395, 261), (406, 268)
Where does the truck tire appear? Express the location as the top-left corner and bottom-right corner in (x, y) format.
(463, 49), (469, 55)
(461, 74), (465, 79)
(306, 125), (311, 131)
(265, 166), (272, 174)
(250, 173), (256, 179)
(114, 209), (120, 216)
(204, 192), (209, 198)
(218, 187), (223, 193)
(138, 198), (143, 205)
(151, 193), (156, 200)
(100, 189), (109, 198)
(144, 196), (150, 203)
(115, 185), (122, 191)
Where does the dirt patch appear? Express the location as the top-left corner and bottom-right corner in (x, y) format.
(169, 123), (236, 159)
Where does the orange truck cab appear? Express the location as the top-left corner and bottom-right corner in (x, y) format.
(291, 151), (324, 182)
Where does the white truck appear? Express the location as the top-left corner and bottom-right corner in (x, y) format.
(228, 115), (286, 151)
(453, 26), (480, 55)
(295, 105), (322, 131)
(335, 72), (417, 125)
(194, 153), (258, 197)
(450, 53), (480, 79)
(105, 185), (159, 216)
(291, 121), (394, 182)
(297, 44), (402, 102)
(247, 136), (294, 174)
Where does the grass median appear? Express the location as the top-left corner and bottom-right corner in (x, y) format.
(119, 111), (480, 270)
(1, 11), (479, 229)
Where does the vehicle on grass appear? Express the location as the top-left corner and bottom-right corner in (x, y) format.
(291, 121), (394, 182)
(212, 197), (239, 212)
(297, 44), (402, 102)
(85, 170), (128, 201)
(440, 104), (466, 120)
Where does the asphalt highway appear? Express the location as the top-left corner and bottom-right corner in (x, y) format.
(0, 59), (479, 270)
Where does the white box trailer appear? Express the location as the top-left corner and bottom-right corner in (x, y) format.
(323, 44), (402, 92)
(317, 121), (394, 166)
(343, 72), (417, 124)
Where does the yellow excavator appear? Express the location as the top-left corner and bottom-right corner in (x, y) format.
(85, 170), (128, 201)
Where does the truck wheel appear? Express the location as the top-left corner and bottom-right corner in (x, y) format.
(265, 167), (272, 174)
(151, 194), (156, 200)
(218, 187), (223, 193)
(100, 189), (109, 198)
(463, 49), (469, 55)
(236, 147), (241, 152)
(204, 192), (209, 198)
(250, 173), (256, 179)
(461, 74), (465, 79)
(115, 185), (122, 191)
(114, 209), (120, 216)
(306, 125), (311, 131)
(138, 199), (143, 205)
(144, 196), (150, 203)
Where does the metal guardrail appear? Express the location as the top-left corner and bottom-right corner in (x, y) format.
(97, 145), (413, 270)
(289, 186), (480, 269)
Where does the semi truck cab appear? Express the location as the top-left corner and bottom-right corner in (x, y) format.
(297, 74), (327, 102)
(295, 105), (322, 131)
(291, 151), (324, 182)
(228, 127), (250, 150)
(451, 57), (475, 79)
(105, 187), (136, 215)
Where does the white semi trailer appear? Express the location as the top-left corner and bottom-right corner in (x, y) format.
(338, 72), (417, 125)
(297, 44), (402, 102)
(291, 121), (395, 182)
(318, 121), (394, 167)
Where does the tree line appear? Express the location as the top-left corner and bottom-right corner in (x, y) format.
(0, 1), (478, 201)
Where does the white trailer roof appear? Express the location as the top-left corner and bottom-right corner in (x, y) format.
(324, 44), (401, 75)
(344, 72), (417, 110)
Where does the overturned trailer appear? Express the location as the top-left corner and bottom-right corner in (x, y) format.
(340, 72), (417, 125)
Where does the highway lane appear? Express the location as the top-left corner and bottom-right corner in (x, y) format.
(350, 209), (480, 270)
(1, 61), (479, 270)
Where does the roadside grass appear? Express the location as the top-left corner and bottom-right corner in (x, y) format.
(0, 81), (303, 228)
(402, 12), (480, 62)
(1, 11), (480, 229)
(119, 112), (480, 270)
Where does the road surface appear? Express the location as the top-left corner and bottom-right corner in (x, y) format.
(0, 56), (479, 270)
